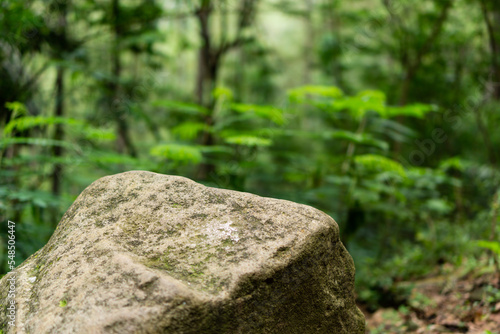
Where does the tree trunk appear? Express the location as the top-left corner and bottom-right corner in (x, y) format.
(195, 1), (212, 107)
(49, 0), (68, 225)
(322, 0), (343, 88)
(196, 55), (220, 180)
(194, 0), (258, 180)
(111, 0), (137, 157)
(476, 0), (499, 165)
(480, 0), (500, 99)
(303, 0), (315, 84)
(51, 0), (68, 198)
(51, 66), (64, 196)
(391, 1), (453, 155)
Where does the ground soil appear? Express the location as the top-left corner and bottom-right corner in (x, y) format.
(363, 269), (500, 334)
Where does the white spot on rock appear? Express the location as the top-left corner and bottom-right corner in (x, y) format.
(206, 220), (240, 244)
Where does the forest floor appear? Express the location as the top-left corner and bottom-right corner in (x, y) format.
(363, 263), (500, 334)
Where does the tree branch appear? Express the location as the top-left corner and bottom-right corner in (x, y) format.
(412, 0), (454, 71)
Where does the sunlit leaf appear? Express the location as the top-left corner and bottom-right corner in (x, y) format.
(150, 144), (203, 164)
(231, 103), (284, 125)
(171, 122), (211, 140)
(212, 87), (234, 101)
(5, 101), (28, 117)
(332, 90), (386, 119)
(355, 154), (406, 177)
(224, 135), (272, 147)
(438, 157), (467, 172)
(83, 127), (116, 141)
(3, 116), (83, 135)
(476, 240), (500, 255)
(384, 103), (437, 119)
(288, 85), (344, 102)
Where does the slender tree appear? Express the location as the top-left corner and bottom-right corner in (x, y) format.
(50, 0), (69, 197)
(472, 0), (499, 165)
(479, 0), (500, 99)
(110, 0), (137, 157)
(382, 0), (454, 106)
(194, 0), (259, 180)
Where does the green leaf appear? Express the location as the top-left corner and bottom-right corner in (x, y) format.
(59, 300), (67, 307)
(438, 157), (466, 172)
(384, 103), (437, 119)
(5, 101), (28, 117)
(326, 130), (389, 150)
(121, 31), (165, 48)
(424, 198), (453, 215)
(0, 137), (76, 150)
(152, 100), (209, 115)
(87, 152), (140, 166)
(288, 85), (344, 102)
(332, 90), (386, 119)
(5, 189), (59, 207)
(83, 127), (116, 141)
(171, 122), (211, 140)
(231, 103), (285, 125)
(212, 87), (234, 101)
(224, 135), (272, 147)
(198, 145), (233, 154)
(3, 116), (83, 135)
(355, 154), (406, 177)
(150, 144), (203, 164)
(476, 240), (500, 255)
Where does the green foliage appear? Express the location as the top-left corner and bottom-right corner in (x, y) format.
(384, 103), (438, 119)
(331, 90), (386, 119)
(355, 154), (406, 178)
(230, 103), (285, 125)
(3, 116), (82, 135)
(152, 100), (210, 115)
(476, 241), (500, 255)
(327, 131), (389, 150)
(4, 102), (28, 117)
(288, 85), (344, 102)
(224, 135), (272, 147)
(171, 122), (211, 140)
(150, 144), (203, 164)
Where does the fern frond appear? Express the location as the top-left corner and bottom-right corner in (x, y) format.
(331, 90), (386, 119)
(3, 116), (83, 135)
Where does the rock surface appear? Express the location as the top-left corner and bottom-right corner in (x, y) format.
(0, 171), (365, 333)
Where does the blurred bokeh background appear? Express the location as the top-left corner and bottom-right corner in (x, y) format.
(1, 0), (499, 331)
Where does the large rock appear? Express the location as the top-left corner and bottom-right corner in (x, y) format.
(0, 171), (364, 333)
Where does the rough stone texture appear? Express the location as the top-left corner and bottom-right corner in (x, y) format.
(0, 171), (365, 333)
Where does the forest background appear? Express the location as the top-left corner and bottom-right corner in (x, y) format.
(1, 0), (500, 332)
